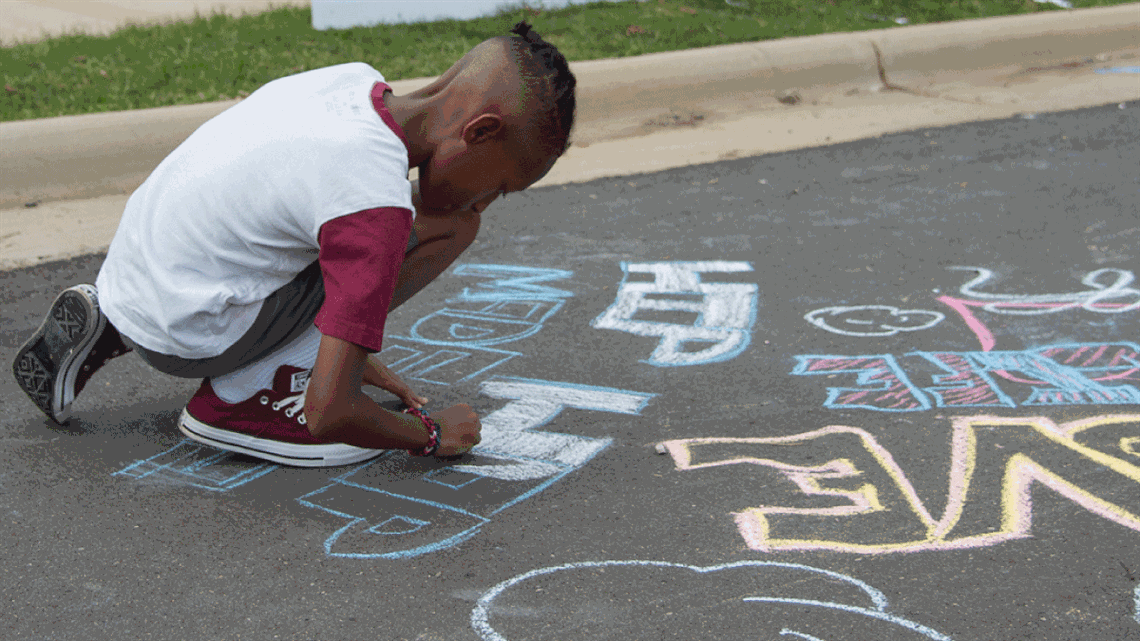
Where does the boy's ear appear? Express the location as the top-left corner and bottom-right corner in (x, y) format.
(461, 114), (504, 145)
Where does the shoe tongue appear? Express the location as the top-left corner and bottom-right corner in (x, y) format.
(274, 366), (311, 394)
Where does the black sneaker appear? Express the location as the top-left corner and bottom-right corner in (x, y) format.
(12, 284), (129, 423)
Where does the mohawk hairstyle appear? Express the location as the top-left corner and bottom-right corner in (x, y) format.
(506, 20), (577, 155)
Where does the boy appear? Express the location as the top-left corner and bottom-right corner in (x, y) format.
(12, 22), (576, 467)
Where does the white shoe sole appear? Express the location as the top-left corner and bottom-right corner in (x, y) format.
(13, 284), (104, 423)
(178, 409), (385, 467)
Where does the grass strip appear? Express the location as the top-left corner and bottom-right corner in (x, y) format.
(1, 0), (1127, 121)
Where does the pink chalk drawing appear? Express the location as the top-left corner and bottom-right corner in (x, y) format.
(792, 355), (930, 411)
(794, 343), (1140, 411)
(659, 414), (1140, 554)
(940, 266), (1140, 352)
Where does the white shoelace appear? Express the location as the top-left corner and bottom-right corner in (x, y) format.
(262, 391), (307, 425)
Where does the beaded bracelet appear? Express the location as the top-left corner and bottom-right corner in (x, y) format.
(404, 407), (441, 457)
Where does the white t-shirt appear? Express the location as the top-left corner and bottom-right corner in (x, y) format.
(96, 63), (413, 359)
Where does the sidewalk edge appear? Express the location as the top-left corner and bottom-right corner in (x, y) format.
(1, 4), (1138, 211)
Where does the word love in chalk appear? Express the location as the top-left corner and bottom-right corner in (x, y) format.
(793, 342), (1140, 412)
(592, 261), (759, 367)
(659, 414), (1140, 554)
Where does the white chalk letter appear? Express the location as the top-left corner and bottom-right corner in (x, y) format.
(591, 261), (758, 367)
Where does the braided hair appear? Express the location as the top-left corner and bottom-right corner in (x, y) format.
(506, 21), (576, 155)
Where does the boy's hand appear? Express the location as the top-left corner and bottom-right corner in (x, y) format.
(432, 404), (482, 457)
(363, 356), (429, 409)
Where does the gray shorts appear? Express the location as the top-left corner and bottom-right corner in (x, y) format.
(124, 226), (419, 379)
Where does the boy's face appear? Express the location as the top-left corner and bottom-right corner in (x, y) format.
(418, 115), (558, 216)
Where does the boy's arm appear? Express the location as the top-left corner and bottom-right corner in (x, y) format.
(304, 333), (481, 455)
(304, 333), (429, 449)
(308, 206), (480, 455)
(388, 182), (481, 312)
(373, 185), (480, 407)
(362, 354), (428, 409)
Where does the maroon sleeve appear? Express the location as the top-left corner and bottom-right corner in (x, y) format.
(315, 207), (413, 352)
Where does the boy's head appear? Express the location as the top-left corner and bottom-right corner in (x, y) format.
(415, 21), (576, 215)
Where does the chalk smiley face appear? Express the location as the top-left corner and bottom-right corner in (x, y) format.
(805, 305), (945, 337)
(472, 560), (953, 640)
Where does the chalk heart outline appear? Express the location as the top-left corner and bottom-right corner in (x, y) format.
(805, 305), (945, 337)
(471, 559), (953, 641)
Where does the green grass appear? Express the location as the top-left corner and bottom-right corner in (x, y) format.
(0, 0), (1128, 121)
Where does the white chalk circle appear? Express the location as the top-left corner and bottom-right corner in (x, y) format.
(472, 560), (953, 640)
(805, 305), (945, 337)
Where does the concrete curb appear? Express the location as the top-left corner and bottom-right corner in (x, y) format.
(1, 4), (1138, 212)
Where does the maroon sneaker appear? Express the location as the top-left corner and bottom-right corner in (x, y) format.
(178, 365), (385, 467)
(12, 284), (131, 423)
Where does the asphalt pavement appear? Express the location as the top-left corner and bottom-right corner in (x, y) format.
(2, 100), (1138, 640)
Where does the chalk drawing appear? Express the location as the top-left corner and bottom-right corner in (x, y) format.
(939, 294), (1138, 353)
(108, 264), (655, 560)
(925, 344), (1140, 404)
(383, 264), (575, 385)
(114, 439), (276, 491)
(937, 267), (1140, 351)
(447, 264), (576, 303)
(113, 262), (576, 490)
(949, 267), (1140, 312)
(471, 560), (952, 640)
(794, 342), (1140, 411)
(1124, 437), (1140, 458)
(745, 598), (950, 640)
(108, 263), (658, 560)
(659, 414), (1140, 554)
(298, 376), (655, 558)
(1134, 583), (1139, 624)
(790, 353), (931, 411)
(805, 305), (944, 337)
(591, 261), (758, 367)
(780, 630), (825, 641)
